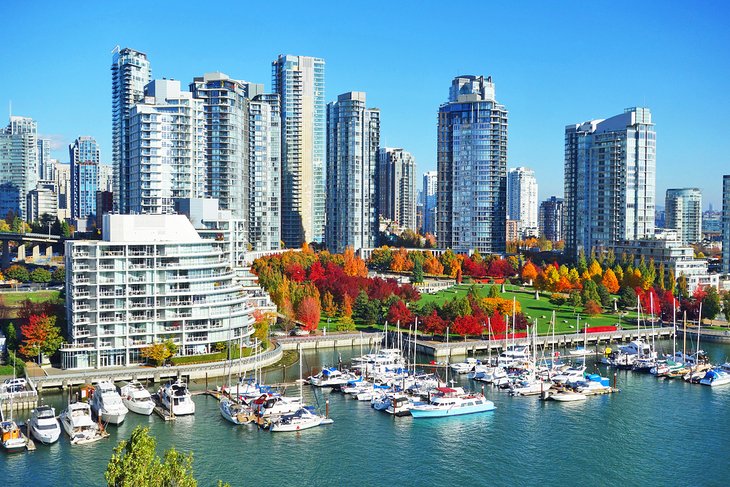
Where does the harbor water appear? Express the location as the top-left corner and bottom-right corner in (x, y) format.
(2, 340), (730, 486)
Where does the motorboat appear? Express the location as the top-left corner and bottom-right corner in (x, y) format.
(699, 369), (730, 387)
(249, 393), (301, 418)
(90, 381), (128, 424)
(60, 402), (108, 445)
(28, 405), (61, 445)
(308, 368), (356, 387)
(385, 394), (417, 416)
(497, 345), (530, 368)
(551, 365), (586, 384)
(1, 420), (27, 453)
(550, 391), (587, 402)
(451, 358), (479, 375)
(269, 406), (332, 432)
(371, 391), (392, 411)
(510, 377), (552, 396)
(568, 347), (594, 357)
(633, 357), (657, 373)
(410, 387), (495, 419)
(158, 379), (195, 416)
(219, 398), (253, 425)
(120, 381), (155, 416)
(574, 374), (612, 394)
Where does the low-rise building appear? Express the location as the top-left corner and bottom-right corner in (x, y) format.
(61, 213), (254, 369)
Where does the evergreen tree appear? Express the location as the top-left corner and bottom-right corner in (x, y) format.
(411, 259), (424, 284)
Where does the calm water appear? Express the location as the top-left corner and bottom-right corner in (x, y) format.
(2, 341), (730, 487)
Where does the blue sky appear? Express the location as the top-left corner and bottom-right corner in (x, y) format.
(2, 1), (728, 207)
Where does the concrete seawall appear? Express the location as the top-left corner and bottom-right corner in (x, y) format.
(28, 343), (284, 390)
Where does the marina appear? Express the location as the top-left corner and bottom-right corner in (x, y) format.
(0, 336), (729, 485)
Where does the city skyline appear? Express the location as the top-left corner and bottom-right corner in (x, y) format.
(2, 1), (729, 207)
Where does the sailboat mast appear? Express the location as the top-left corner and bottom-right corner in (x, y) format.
(672, 298), (677, 359)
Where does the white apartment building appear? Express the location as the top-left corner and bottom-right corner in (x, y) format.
(127, 80), (207, 215)
(62, 213), (254, 369)
(507, 167), (539, 238)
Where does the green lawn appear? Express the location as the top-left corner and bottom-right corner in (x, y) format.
(419, 283), (640, 335)
(0, 290), (60, 306)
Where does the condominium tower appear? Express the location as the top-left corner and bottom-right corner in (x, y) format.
(378, 148), (417, 230)
(69, 136), (100, 221)
(127, 79), (206, 215)
(422, 170), (437, 235)
(723, 175), (730, 274)
(326, 92), (380, 253)
(538, 196), (565, 242)
(437, 75), (508, 254)
(272, 54), (326, 246)
(564, 107), (655, 259)
(0, 116), (38, 220)
(112, 47), (151, 213)
(507, 166), (539, 238)
(665, 188), (702, 245)
(189, 72), (263, 222)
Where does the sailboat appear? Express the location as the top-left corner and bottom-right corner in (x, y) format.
(269, 348), (333, 432)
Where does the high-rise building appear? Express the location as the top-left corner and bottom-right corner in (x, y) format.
(437, 75), (508, 254)
(53, 160), (71, 219)
(69, 136), (100, 222)
(564, 107), (655, 259)
(665, 188), (702, 245)
(422, 170), (437, 236)
(326, 92), (379, 253)
(112, 47), (151, 214)
(127, 79), (206, 215)
(190, 72), (263, 223)
(378, 148), (416, 230)
(0, 116), (38, 220)
(62, 213), (254, 369)
(37, 137), (53, 180)
(98, 164), (113, 193)
(272, 54), (326, 247)
(27, 180), (58, 222)
(507, 167), (539, 238)
(539, 196), (565, 242)
(723, 175), (730, 274)
(247, 93), (282, 251)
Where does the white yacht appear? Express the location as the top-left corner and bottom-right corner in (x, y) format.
(219, 398), (253, 425)
(550, 391), (587, 402)
(269, 406), (332, 432)
(510, 377), (552, 396)
(385, 394), (417, 416)
(158, 379), (195, 416)
(248, 393), (302, 418)
(551, 365), (586, 385)
(410, 387), (495, 419)
(120, 381), (155, 416)
(60, 402), (108, 445)
(450, 358), (479, 375)
(28, 405), (61, 444)
(307, 368), (356, 387)
(90, 381), (128, 424)
(497, 345), (531, 368)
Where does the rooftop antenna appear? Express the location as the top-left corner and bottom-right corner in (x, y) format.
(8, 100), (11, 119)
(111, 45), (120, 54)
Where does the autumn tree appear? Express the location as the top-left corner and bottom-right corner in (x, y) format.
(601, 268), (620, 294)
(453, 315), (482, 339)
(141, 343), (172, 366)
(421, 310), (447, 336)
(4, 264), (30, 282)
(343, 246), (368, 277)
(19, 314), (63, 361)
(521, 261), (538, 284)
(296, 296), (321, 332)
(387, 300), (413, 325)
(423, 252), (444, 275)
(322, 291), (337, 318)
(341, 294), (354, 319)
(583, 300), (603, 316)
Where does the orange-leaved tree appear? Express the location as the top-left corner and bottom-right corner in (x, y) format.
(296, 296), (321, 332)
(19, 314), (63, 361)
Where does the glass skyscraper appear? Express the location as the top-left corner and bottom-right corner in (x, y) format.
(564, 107), (656, 259)
(437, 75), (508, 254)
(112, 47), (151, 214)
(189, 72), (263, 223)
(507, 166), (539, 238)
(326, 92), (379, 253)
(69, 136), (100, 221)
(127, 80), (206, 215)
(722, 175), (730, 274)
(665, 188), (702, 245)
(538, 196), (565, 242)
(422, 170), (437, 236)
(378, 148), (417, 230)
(0, 116), (39, 220)
(272, 54), (326, 247)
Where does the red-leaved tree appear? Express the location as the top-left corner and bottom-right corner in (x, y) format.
(421, 311), (447, 336)
(453, 315), (483, 339)
(296, 296), (321, 331)
(387, 300), (413, 325)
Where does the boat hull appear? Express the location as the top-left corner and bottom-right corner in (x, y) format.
(123, 399), (155, 416)
(2, 438), (27, 453)
(410, 402), (495, 419)
(30, 424), (61, 445)
(270, 417), (323, 432)
(100, 411), (127, 425)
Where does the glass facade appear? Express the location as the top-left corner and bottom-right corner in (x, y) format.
(723, 176), (730, 274)
(0, 116), (38, 220)
(665, 188), (702, 245)
(564, 108), (656, 259)
(437, 76), (508, 254)
(326, 92), (379, 253)
(70, 136), (100, 221)
(272, 55), (326, 246)
(422, 171), (437, 236)
(378, 148), (417, 230)
(507, 167), (539, 238)
(112, 47), (151, 214)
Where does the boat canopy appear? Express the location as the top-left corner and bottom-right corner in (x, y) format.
(435, 387), (457, 393)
